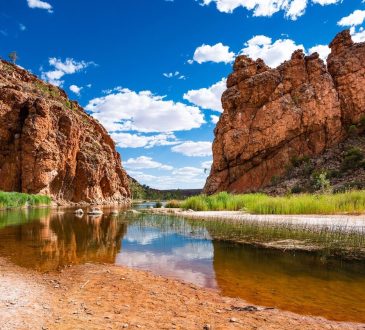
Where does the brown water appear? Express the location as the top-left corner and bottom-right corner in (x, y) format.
(0, 207), (364, 323)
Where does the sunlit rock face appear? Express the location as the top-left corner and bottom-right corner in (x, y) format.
(204, 30), (365, 194)
(0, 60), (130, 204)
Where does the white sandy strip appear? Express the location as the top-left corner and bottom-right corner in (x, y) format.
(178, 211), (365, 232)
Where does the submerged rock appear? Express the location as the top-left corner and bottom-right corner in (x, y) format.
(205, 30), (365, 194)
(87, 208), (103, 215)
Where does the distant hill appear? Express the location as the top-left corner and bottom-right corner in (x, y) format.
(128, 175), (201, 200)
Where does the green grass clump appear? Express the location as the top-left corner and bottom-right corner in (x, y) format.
(181, 191), (365, 215)
(165, 200), (182, 208)
(0, 191), (51, 209)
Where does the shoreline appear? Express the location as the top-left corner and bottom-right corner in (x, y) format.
(142, 208), (365, 259)
(145, 208), (365, 232)
(0, 257), (362, 329)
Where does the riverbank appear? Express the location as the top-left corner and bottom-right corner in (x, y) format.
(143, 209), (365, 259)
(0, 257), (362, 329)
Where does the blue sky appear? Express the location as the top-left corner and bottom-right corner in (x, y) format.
(1, 0), (365, 189)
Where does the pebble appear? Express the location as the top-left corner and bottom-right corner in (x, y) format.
(229, 317), (239, 323)
(122, 324), (129, 328)
(203, 324), (211, 330)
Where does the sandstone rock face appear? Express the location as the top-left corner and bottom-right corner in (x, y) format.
(0, 60), (130, 205)
(204, 30), (365, 194)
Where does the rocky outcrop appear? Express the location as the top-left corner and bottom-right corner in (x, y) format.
(0, 60), (130, 205)
(204, 30), (365, 194)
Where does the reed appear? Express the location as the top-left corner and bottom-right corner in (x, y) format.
(181, 191), (365, 214)
(0, 191), (52, 209)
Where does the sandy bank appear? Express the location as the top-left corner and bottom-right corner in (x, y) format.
(146, 209), (365, 232)
(0, 257), (363, 329)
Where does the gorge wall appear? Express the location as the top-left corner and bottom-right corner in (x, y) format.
(0, 60), (130, 205)
(204, 30), (365, 194)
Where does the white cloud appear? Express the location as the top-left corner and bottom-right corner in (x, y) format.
(200, 0), (340, 20)
(191, 43), (235, 64)
(210, 115), (220, 124)
(172, 141), (212, 157)
(172, 166), (204, 177)
(69, 84), (82, 95)
(86, 88), (205, 133)
(241, 35), (305, 68)
(110, 132), (178, 149)
(308, 44), (331, 61)
(350, 26), (365, 43)
(201, 160), (213, 170)
(124, 156), (173, 170)
(183, 78), (226, 112)
(19, 24), (26, 31)
(27, 0), (53, 13)
(41, 58), (93, 86)
(338, 10), (365, 27)
(127, 166), (208, 189)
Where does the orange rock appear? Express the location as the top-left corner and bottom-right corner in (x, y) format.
(0, 60), (130, 205)
(205, 30), (364, 194)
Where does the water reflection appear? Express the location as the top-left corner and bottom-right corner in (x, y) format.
(117, 224), (216, 288)
(0, 209), (364, 323)
(0, 209), (126, 271)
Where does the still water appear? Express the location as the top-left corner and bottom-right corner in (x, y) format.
(0, 207), (364, 323)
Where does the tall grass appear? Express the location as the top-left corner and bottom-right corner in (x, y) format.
(0, 191), (51, 209)
(130, 214), (365, 259)
(181, 191), (365, 214)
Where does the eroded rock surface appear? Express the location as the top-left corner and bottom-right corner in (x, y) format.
(204, 30), (365, 194)
(0, 60), (130, 204)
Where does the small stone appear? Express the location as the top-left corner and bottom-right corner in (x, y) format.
(203, 324), (211, 330)
(229, 317), (239, 323)
(122, 324), (129, 329)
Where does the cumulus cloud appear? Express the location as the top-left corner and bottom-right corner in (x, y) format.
(110, 132), (178, 149)
(241, 35), (304, 68)
(124, 156), (173, 170)
(127, 166), (208, 189)
(69, 85), (82, 95)
(27, 0), (53, 12)
(308, 44), (331, 61)
(350, 26), (365, 43)
(200, 0), (340, 20)
(338, 10), (365, 27)
(172, 141), (212, 157)
(41, 58), (93, 86)
(191, 43), (235, 64)
(86, 88), (205, 133)
(210, 115), (220, 124)
(183, 78), (226, 112)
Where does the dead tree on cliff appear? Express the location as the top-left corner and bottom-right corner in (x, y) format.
(8, 51), (18, 64)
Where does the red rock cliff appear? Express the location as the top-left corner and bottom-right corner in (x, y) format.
(0, 60), (130, 205)
(204, 30), (365, 194)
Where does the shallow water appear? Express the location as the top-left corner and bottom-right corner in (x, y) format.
(0, 207), (364, 323)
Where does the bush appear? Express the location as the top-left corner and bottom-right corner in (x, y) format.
(291, 185), (304, 194)
(341, 147), (365, 172)
(155, 201), (163, 208)
(311, 171), (331, 192)
(348, 125), (359, 136)
(165, 200), (181, 208)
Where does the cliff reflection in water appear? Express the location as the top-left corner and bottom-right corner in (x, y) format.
(212, 241), (365, 323)
(0, 209), (127, 271)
